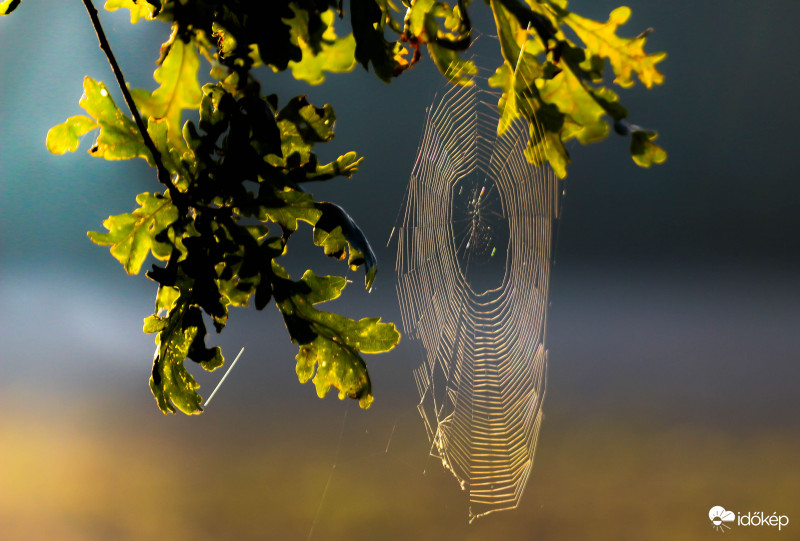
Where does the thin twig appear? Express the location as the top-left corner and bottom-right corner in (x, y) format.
(80, 0), (188, 215)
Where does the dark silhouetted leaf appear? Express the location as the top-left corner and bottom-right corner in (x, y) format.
(314, 202), (378, 291)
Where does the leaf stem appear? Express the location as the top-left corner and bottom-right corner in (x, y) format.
(80, 0), (188, 215)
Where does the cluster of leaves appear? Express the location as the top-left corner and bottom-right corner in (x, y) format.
(3, 0), (665, 414)
(46, 2), (400, 414)
(488, 0), (667, 177)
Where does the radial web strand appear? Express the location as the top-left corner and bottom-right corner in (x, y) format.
(395, 61), (562, 521)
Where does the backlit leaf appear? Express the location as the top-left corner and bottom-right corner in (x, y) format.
(276, 95), (337, 165)
(276, 270), (400, 409)
(147, 294), (224, 415)
(427, 42), (477, 86)
(45, 115), (98, 154)
(310, 151), (364, 181)
(562, 6), (666, 88)
(285, 8), (357, 85)
(631, 130), (667, 167)
(104, 0), (158, 24)
(78, 77), (151, 163)
(131, 33), (202, 154)
(414, 0), (476, 85)
(491, 0), (525, 63)
(146, 117), (182, 178)
(489, 58), (570, 178)
(88, 192), (178, 275)
(296, 335), (373, 408)
(257, 188), (322, 232)
(147, 309), (203, 414)
(537, 64), (609, 144)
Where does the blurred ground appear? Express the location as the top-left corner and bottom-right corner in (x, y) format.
(1, 389), (797, 541)
(1, 265), (797, 541)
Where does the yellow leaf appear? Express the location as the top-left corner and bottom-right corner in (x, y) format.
(564, 7), (666, 88)
(538, 64), (609, 144)
(104, 0), (157, 24)
(286, 10), (358, 85)
(45, 115), (98, 154)
(131, 35), (202, 153)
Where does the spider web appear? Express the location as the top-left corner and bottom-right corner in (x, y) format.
(394, 57), (562, 522)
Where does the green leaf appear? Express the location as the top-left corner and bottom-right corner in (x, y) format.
(276, 96), (337, 165)
(563, 7), (666, 88)
(147, 306), (203, 414)
(489, 58), (570, 178)
(537, 63), (609, 144)
(351, 0), (407, 82)
(276, 269), (400, 409)
(586, 85), (628, 122)
(146, 117), (183, 179)
(0, 0), (21, 15)
(426, 41), (477, 86)
(297, 335), (374, 408)
(88, 192), (178, 275)
(213, 226), (267, 310)
(309, 151), (364, 181)
(45, 115), (98, 154)
(131, 33), (202, 154)
(217, 278), (254, 308)
(211, 22), (239, 59)
(257, 188), (322, 232)
(49, 77), (151, 163)
(146, 294), (223, 415)
(630, 129), (667, 167)
(488, 10), (572, 176)
(285, 8), (357, 85)
(491, 0), (525, 63)
(404, 0), (432, 35)
(197, 82), (231, 136)
(410, 0), (475, 85)
(78, 77), (152, 163)
(487, 1), (666, 176)
(155, 285), (180, 313)
(104, 0), (158, 24)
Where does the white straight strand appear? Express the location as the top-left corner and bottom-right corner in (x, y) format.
(204, 347), (245, 408)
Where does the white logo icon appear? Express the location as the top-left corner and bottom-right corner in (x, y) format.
(709, 506), (736, 532)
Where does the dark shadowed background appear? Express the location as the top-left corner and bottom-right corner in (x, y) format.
(1, 1), (798, 540)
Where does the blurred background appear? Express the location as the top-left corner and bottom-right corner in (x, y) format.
(1, 1), (798, 539)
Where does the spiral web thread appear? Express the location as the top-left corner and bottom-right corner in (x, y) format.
(395, 55), (561, 521)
